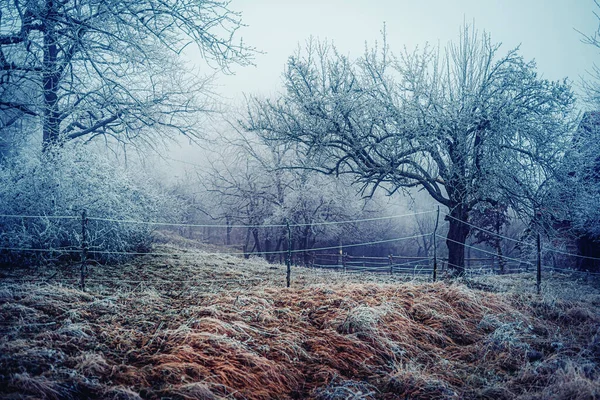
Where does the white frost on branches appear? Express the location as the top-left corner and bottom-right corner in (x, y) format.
(0, 143), (183, 265)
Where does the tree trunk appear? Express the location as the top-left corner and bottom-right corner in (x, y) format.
(495, 215), (505, 273)
(496, 238), (506, 274)
(225, 216), (232, 246)
(275, 237), (283, 263)
(243, 228), (251, 259)
(264, 236), (272, 262)
(301, 226), (312, 266)
(42, 1), (61, 149)
(252, 228), (262, 256)
(446, 205), (470, 275)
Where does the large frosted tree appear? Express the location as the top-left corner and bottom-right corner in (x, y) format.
(0, 0), (252, 150)
(244, 26), (575, 273)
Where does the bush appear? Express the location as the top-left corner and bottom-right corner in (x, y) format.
(0, 144), (182, 266)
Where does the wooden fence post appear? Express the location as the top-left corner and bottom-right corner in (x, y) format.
(286, 220), (292, 288)
(389, 254), (394, 275)
(338, 238), (343, 269)
(80, 209), (88, 291)
(433, 206), (440, 282)
(537, 232), (542, 295)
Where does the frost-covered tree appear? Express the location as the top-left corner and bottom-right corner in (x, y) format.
(469, 203), (510, 272)
(0, 0), (252, 150)
(581, 1), (600, 110)
(204, 145), (279, 256)
(0, 143), (183, 266)
(202, 136), (362, 260)
(199, 130), (402, 262)
(244, 26), (575, 273)
(553, 112), (600, 270)
(546, 11), (600, 270)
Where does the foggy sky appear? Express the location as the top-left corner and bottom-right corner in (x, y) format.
(167, 0), (600, 173)
(216, 0), (600, 100)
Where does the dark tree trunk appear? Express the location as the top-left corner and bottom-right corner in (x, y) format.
(42, 1), (61, 149)
(495, 214), (505, 273)
(243, 228), (251, 259)
(225, 216), (232, 246)
(264, 236), (272, 262)
(495, 238), (506, 274)
(275, 237), (283, 263)
(252, 228), (262, 255)
(301, 225), (312, 266)
(578, 235), (600, 272)
(446, 204), (470, 275)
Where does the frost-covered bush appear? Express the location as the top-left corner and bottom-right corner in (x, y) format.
(558, 112), (600, 239)
(0, 144), (182, 266)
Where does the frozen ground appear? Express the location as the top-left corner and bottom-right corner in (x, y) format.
(0, 245), (599, 399)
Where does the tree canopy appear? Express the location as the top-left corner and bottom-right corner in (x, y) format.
(0, 0), (253, 151)
(244, 26), (576, 271)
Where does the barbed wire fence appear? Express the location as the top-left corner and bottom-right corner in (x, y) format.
(1, 208), (599, 292)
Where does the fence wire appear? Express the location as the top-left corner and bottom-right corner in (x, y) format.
(0, 209), (436, 229)
(443, 213), (600, 263)
(2, 208), (599, 280)
(0, 233), (432, 258)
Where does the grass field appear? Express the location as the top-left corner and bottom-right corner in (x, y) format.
(1, 244), (599, 399)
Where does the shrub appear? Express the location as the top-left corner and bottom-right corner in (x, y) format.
(0, 144), (182, 266)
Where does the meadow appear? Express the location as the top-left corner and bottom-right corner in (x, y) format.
(0, 244), (599, 399)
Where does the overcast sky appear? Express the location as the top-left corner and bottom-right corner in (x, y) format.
(212, 0), (600, 101)
(167, 0), (600, 171)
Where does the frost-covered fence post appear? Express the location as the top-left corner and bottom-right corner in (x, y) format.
(286, 220), (292, 288)
(433, 206), (440, 282)
(389, 254), (394, 275)
(80, 209), (88, 291)
(537, 232), (542, 295)
(338, 238), (343, 268)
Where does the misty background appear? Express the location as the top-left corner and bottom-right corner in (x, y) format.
(165, 0), (600, 173)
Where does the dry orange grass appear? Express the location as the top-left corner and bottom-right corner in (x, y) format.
(0, 249), (599, 399)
